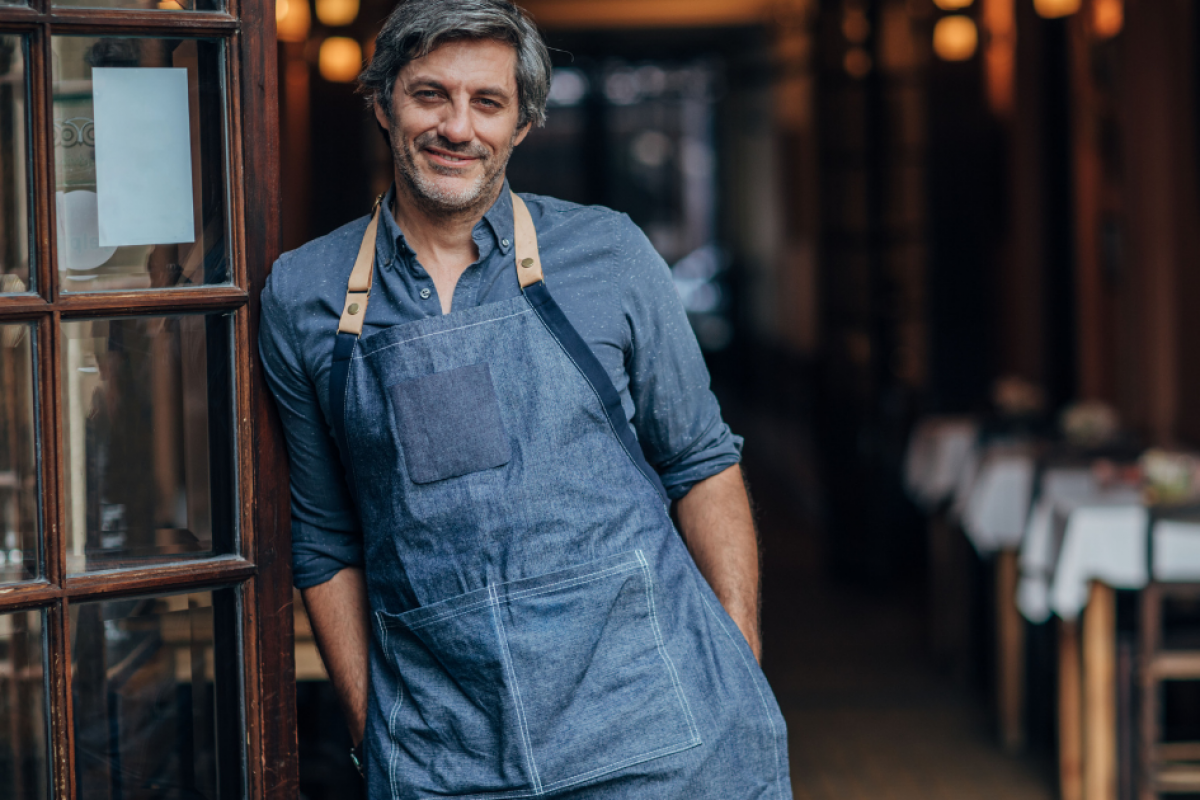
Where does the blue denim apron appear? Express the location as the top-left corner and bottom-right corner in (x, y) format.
(329, 194), (791, 799)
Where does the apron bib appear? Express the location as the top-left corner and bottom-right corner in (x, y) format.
(329, 193), (792, 800)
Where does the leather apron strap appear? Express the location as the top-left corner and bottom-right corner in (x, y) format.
(510, 193), (544, 288)
(337, 197), (383, 336)
(328, 190), (668, 506)
(339, 192), (544, 337)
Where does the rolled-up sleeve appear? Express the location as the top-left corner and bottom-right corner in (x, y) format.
(259, 262), (364, 589)
(618, 217), (744, 500)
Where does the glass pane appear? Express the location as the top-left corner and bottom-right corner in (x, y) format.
(71, 589), (241, 799)
(61, 314), (235, 573)
(0, 610), (48, 799)
(0, 38), (31, 291)
(0, 324), (39, 582)
(0, 609), (48, 796)
(51, 38), (229, 292)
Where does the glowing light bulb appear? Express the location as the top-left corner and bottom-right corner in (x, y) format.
(842, 9), (870, 43)
(933, 15), (978, 61)
(844, 47), (872, 79)
(1033, 0), (1081, 19)
(1093, 0), (1122, 38)
(319, 37), (362, 83)
(276, 0), (311, 43)
(933, 0), (973, 9)
(315, 0), (358, 26)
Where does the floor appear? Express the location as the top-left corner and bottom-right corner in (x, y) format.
(747, 420), (1057, 800)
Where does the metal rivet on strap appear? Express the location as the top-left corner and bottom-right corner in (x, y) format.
(521, 258), (534, 268)
(348, 303), (360, 315)
(502, 238), (511, 248)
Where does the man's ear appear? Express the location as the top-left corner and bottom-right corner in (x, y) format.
(513, 122), (532, 148)
(374, 101), (391, 133)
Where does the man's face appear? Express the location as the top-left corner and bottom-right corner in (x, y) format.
(377, 38), (530, 215)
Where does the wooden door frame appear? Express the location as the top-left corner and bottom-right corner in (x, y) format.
(0, 0), (295, 792)
(240, 0), (298, 791)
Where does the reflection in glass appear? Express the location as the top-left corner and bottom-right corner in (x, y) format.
(0, 610), (48, 799)
(62, 314), (234, 573)
(0, 325), (38, 582)
(55, 0), (218, 12)
(0, 37), (31, 291)
(51, 37), (228, 291)
(72, 590), (240, 800)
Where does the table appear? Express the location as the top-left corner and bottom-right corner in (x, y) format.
(1018, 471), (1143, 625)
(1018, 492), (1200, 800)
(960, 444), (1036, 553)
(906, 427), (1042, 751)
(904, 418), (982, 684)
(953, 443), (1036, 750)
(904, 417), (979, 510)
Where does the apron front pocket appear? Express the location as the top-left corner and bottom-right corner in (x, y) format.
(498, 551), (702, 793)
(376, 590), (533, 798)
(388, 362), (511, 484)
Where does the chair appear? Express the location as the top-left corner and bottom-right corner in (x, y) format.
(1138, 510), (1200, 799)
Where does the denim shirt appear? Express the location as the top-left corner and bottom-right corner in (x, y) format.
(259, 182), (743, 589)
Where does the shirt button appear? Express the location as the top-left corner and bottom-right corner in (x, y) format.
(501, 238), (511, 248)
(419, 288), (432, 299)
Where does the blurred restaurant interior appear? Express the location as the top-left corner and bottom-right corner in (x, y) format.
(270, 0), (1200, 797)
(265, 0), (1200, 795)
(0, 0), (1199, 796)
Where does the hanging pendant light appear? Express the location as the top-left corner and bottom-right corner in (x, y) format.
(1033, 0), (1081, 19)
(315, 0), (358, 27)
(933, 15), (978, 61)
(276, 0), (311, 43)
(319, 37), (362, 82)
(1093, 0), (1123, 38)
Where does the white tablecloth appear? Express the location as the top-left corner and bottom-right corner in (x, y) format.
(960, 445), (1036, 553)
(904, 417), (979, 510)
(1151, 520), (1200, 581)
(1019, 471), (1141, 602)
(1018, 477), (1200, 622)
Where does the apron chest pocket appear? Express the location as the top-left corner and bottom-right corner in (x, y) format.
(388, 363), (511, 484)
(376, 552), (701, 798)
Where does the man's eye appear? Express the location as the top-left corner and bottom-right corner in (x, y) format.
(416, 90), (440, 100)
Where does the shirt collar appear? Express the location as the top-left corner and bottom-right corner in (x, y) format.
(377, 180), (517, 270)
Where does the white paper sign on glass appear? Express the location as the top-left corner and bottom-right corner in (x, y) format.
(93, 68), (195, 248)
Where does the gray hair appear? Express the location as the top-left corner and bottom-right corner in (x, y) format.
(359, 0), (552, 129)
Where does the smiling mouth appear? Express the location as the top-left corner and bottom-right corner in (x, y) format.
(425, 148), (480, 168)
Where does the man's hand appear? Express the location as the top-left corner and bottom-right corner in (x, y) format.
(674, 464), (761, 661)
(303, 567), (371, 744)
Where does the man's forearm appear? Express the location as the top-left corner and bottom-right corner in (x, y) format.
(674, 464), (761, 661)
(303, 567), (371, 743)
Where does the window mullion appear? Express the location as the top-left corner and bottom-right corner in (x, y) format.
(31, 23), (54, 303)
(47, 598), (76, 799)
(35, 313), (62, 585)
(33, 18), (74, 785)
(39, 314), (73, 798)
(29, 0), (48, 26)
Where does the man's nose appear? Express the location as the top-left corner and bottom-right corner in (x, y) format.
(439, 98), (474, 143)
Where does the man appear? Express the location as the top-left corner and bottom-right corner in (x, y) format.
(259, 1), (791, 797)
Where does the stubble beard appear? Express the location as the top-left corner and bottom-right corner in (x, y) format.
(392, 125), (517, 219)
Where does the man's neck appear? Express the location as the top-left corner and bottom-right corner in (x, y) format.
(390, 177), (502, 259)
(390, 175), (504, 313)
